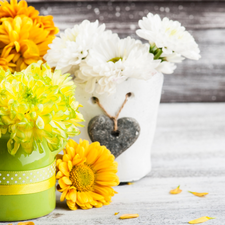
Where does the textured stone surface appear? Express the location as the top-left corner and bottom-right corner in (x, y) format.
(88, 115), (140, 158)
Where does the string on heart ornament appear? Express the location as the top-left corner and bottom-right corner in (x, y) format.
(92, 92), (132, 133)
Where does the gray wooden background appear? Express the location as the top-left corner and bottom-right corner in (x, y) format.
(28, 0), (225, 103)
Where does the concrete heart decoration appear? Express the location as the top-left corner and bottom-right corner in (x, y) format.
(86, 94), (141, 158)
(88, 115), (140, 158)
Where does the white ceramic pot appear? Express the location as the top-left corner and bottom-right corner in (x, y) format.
(73, 72), (164, 182)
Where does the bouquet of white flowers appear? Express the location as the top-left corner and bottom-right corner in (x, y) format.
(44, 13), (200, 95)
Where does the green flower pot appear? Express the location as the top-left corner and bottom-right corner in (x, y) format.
(0, 134), (64, 222)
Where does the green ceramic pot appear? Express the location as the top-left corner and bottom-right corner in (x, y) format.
(0, 133), (64, 222)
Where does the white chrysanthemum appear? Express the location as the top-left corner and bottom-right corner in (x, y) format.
(44, 20), (107, 74)
(136, 13), (201, 60)
(75, 36), (160, 94)
(156, 48), (184, 74)
(156, 61), (176, 74)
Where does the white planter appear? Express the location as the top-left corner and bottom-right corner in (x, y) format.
(73, 72), (164, 182)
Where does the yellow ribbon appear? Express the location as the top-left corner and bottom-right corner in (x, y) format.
(0, 175), (56, 195)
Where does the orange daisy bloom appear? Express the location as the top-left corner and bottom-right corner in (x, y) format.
(56, 139), (119, 210)
(0, 0), (58, 72)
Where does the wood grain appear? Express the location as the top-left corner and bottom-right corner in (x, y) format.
(27, 0), (225, 2)
(2, 103), (223, 225)
(29, 1), (225, 102)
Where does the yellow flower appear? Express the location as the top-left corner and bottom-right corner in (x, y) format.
(0, 0), (39, 19)
(0, 0), (59, 72)
(0, 61), (84, 155)
(56, 139), (119, 210)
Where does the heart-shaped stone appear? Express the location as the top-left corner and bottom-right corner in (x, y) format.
(88, 115), (140, 158)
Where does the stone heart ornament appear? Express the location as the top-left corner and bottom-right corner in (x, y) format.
(88, 115), (140, 158)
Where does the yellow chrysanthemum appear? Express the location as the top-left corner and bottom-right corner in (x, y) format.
(0, 0), (39, 19)
(0, 0), (59, 72)
(56, 139), (119, 210)
(0, 61), (84, 155)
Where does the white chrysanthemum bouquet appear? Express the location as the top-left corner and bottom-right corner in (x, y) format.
(44, 13), (200, 95)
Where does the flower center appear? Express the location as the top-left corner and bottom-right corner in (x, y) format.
(165, 27), (178, 37)
(69, 163), (95, 192)
(22, 87), (38, 105)
(108, 57), (123, 63)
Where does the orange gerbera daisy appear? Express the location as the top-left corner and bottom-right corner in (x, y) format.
(56, 139), (119, 210)
(0, 0), (58, 72)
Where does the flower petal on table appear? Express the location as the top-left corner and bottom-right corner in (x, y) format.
(188, 217), (215, 224)
(18, 222), (35, 225)
(170, 185), (182, 194)
(189, 191), (208, 197)
(119, 214), (139, 219)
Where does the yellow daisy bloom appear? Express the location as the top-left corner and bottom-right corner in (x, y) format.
(0, 0), (58, 72)
(56, 139), (119, 210)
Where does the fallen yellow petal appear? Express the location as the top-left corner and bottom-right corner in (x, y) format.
(127, 182), (133, 185)
(170, 185), (182, 194)
(114, 212), (119, 215)
(189, 217), (215, 224)
(119, 214), (139, 219)
(18, 222), (35, 225)
(189, 191), (208, 197)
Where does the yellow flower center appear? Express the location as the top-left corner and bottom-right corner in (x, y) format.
(22, 87), (38, 105)
(70, 163), (95, 192)
(108, 57), (123, 63)
(166, 27), (178, 37)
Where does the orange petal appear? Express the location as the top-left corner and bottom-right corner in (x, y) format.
(67, 146), (76, 158)
(90, 192), (104, 201)
(66, 189), (77, 202)
(60, 189), (69, 202)
(68, 160), (73, 171)
(67, 139), (78, 148)
(18, 222), (35, 225)
(58, 178), (70, 189)
(95, 202), (103, 208)
(170, 185), (182, 194)
(119, 214), (139, 219)
(62, 176), (72, 186)
(56, 171), (64, 179)
(114, 212), (119, 215)
(79, 192), (89, 204)
(95, 180), (119, 187)
(67, 200), (78, 210)
(189, 217), (215, 224)
(63, 153), (72, 162)
(189, 191), (208, 197)
(59, 162), (70, 176)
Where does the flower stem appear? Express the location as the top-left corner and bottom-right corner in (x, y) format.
(154, 49), (163, 60)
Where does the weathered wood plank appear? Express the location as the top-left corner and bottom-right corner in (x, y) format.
(151, 103), (225, 177)
(27, 0), (225, 2)
(2, 103), (224, 225)
(28, 1), (225, 102)
(34, 1), (225, 29)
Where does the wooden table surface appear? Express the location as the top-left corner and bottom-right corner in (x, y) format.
(2, 103), (224, 225)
